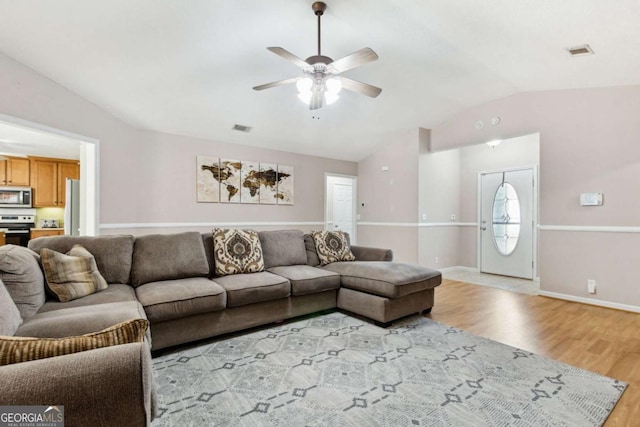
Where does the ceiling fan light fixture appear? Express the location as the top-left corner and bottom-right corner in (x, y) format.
(325, 92), (339, 105)
(297, 91), (312, 104)
(325, 77), (342, 94)
(254, 2), (381, 110)
(296, 77), (313, 92)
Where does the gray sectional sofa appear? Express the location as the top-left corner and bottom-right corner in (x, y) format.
(0, 229), (441, 426)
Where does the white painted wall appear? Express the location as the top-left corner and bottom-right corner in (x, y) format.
(0, 52), (357, 235)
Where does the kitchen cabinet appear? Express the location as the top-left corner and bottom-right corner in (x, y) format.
(30, 228), (64, 239)
(30, 157), (80, 207)
(0, 157), (30, 186)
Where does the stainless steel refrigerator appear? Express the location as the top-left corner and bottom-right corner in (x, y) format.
(64, 178), (80, 236)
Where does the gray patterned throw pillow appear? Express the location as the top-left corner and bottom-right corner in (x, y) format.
(310, 230), (355, 266)
(212, 229), (265, 276)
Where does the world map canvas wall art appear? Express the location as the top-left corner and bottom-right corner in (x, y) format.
(240, 161), (260, 204)
(259, 163), (278, 204)
(277, 164), (294, 205)
(219, 159), (242, 203)
(196, 156), (220, 202)
(196, 156), (294, 205)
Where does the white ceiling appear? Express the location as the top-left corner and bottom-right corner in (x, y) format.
(1, 0), (639, 162)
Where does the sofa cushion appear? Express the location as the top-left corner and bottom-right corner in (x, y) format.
(28, 235), (135, 285)
(0, 318), (148, 366)
(0, 245), (46, 318)
(41, 245), (108, 302)
(131, 232), (210, 287)
(304, 234), (321, 267)
(310, 230), (355, 266)
(322, 261), (442, 298)
(213, 272), (289, 307)
(37, 284), (138, 314)
(0, 279), (22, 336)
(15, 301), (148, 338)
(259, 230), (307, 269)
(213, 229), (265, 276)
(267, 266), (341, 296)
(135, 278), (226, 323)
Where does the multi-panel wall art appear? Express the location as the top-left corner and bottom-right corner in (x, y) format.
(196, 156), (294, 205)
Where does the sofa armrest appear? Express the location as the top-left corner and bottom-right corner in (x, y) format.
(0, 341), (155, 427)
(350, 245), (393, 262)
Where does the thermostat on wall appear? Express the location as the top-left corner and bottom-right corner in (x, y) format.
(580, 193), (604, 206)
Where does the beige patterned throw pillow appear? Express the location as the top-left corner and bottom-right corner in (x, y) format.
(212, 228), (265, 276)
(310, 230), (356, 266)
(41, 245), (108, 302)
(0, 318), (148, 366)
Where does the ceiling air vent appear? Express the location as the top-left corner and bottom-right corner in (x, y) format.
(232, 124), (252, 133)
(567, 44), (594, 56)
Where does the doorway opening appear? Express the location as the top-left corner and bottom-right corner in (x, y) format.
(325, 174), (358, 244)
(0, 113), (99, 236)
(478, 166), (537, 280)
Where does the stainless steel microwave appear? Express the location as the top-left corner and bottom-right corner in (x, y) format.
(0, 187), (32, 208)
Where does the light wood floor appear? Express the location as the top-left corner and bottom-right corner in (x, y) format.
(428, 279), (640, 427)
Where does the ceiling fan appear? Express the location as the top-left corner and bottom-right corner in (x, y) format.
(253, 1), (382, 110)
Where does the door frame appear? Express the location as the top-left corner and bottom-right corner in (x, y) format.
(0, 113), (100, 236)
(324, 173), (358, 244)
(476, 165), (538, 279)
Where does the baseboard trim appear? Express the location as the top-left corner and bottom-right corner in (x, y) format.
(100, 221), (325, 229)
(440, 266), (541, 283)
(539, 291), (640, 313)
(439, 266), (479, 273)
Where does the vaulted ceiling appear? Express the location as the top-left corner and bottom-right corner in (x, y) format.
(1, 1), (639, 161)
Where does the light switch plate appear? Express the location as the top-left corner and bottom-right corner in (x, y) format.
(580, 193), (603, 206)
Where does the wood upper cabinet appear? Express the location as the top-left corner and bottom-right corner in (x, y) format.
(30, 157), (80, 207)
(0, 157), (30, 186)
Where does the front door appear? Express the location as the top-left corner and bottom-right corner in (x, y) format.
(480, 168), (534, 279)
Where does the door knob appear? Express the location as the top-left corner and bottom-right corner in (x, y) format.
(481, 227), (487, 231)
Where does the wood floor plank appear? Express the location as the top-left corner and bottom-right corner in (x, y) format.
(428, 279), (640, 426)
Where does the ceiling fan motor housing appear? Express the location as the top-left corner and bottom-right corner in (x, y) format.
(305, 55), (333, 66)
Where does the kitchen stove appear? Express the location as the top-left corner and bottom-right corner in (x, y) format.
(0, 208), (36, 247)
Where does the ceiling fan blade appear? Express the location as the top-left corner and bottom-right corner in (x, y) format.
(341, 77), (382, 98)
(328, 48), (378, 74)
(309, 90), (325, 110)
(253, 77), (298, 91)
(267, 47), (310, 69)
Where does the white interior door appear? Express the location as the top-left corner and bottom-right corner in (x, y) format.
(480, 168), (534, 279)
(332, 182), (353, 238)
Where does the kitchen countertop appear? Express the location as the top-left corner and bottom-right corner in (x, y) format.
(31, 228), (64, 231)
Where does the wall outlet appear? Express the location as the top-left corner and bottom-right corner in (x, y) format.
(421, 213), (427, 220)
(450, 214), (456, 221)
(434, 257), (439, 264)
(587, 279), (596, 294)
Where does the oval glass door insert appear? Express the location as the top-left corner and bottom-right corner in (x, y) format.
(492, 182), (521, 255)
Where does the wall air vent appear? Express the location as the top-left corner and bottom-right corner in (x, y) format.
(232, 124), (252, 133)
(567, 44), (594, 56)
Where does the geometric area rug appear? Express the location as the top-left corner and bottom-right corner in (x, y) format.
(151, 312), (626, 426)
